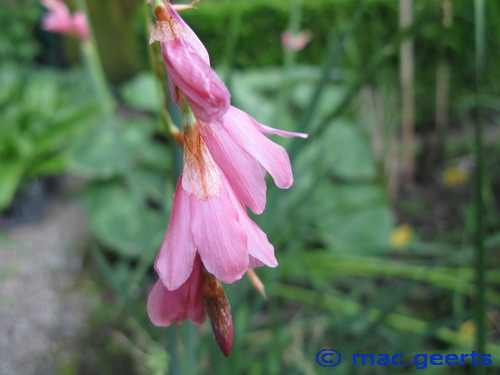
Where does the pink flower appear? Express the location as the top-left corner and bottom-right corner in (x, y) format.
(150, 2), (230, 122)
(148, 255), (234, 356)
(155, 124), (277, 291)
(41, 0), (89, 40)
(281, 30), (311, 51)
(41, 0), (74, 35)
(203, 106), (308, 214)
(148, 255), (206, 326)
(72, 11), (89, 40)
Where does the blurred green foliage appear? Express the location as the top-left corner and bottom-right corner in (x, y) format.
(0, 0), (41, 64)
(1, 0), (499, 373)
(0, 65), (96, 209)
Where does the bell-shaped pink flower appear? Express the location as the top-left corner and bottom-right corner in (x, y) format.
(150, 2), (230, 122)
(148, 255), (206, 326)
(41, 0), (74, 35)
(202, 106), (308, 215)
(148, 254), (234, 356)
(155, 125), (277, 291)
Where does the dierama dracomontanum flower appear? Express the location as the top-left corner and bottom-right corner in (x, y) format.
(147, 0), (307, 356)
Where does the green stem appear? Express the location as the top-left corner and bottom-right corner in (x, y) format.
(473, 0), (486, 364)
(275, 0), (302, 129)
(145, 2), (180, 138)
(77, 1), (149, 294)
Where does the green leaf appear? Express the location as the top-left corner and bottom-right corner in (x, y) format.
(85, 186), (165, 257)
(320, 121), (376, 180)
(0, 159), (26, 210)
(121, 73), (161, 112)
(69, 118), (155, 178)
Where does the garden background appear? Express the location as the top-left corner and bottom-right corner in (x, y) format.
(1, 0), (499, 374)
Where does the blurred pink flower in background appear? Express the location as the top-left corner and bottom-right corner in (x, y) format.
(281, 30), (312, 51)
(41, 0), (89, 40)
(71, 11), (90, 40)
(41, 0), (73, 34)
(150, 3), (230, 122)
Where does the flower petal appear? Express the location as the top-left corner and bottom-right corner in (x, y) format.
(254, 123), (308, 139)
(202, 124), (267, 214)
(190, 174), (249, 283)
(155, 176), (197, 291)
(242, 215), (278, 268)
(147, 257), (206, 326)
(221, 177), (277, 268)
(167, 4), (209, 64)
(219, 106), (295, 189)
(162, 42), (230, 122)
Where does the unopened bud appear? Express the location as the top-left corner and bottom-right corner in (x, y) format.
(201, 269), (233, 356)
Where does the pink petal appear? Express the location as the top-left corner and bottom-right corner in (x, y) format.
(72, 11), (89, 40)
(147, 257), (206, 326)
(202, 124), (267, 215)
(168, 74), (180, 106)
(41, 0), (74, 34)
(255, 123), (308, 139)
(167, 4), (209, 64)
(249, 256), (265, 268)
(242, 216), (278, 268)
(221, 175), (278, 268)
(218, 106), (295, 189)
(190, 173), (249, 284)
(162, 40), (230, 122)
(155, 175), (197, 291)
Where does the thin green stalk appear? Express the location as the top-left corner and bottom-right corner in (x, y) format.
(274, 0), (302, 128)
(473, 0), (486, 364)
(144, 2), (179, 137)
(78, 1), (144, 214)
(77, 1), (149, 297)
(303, 253), (500, 304)
(220, 3), (243, 87)
(308, 11), (427, 142)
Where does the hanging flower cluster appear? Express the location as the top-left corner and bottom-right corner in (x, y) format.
(147, 0), (307, 356)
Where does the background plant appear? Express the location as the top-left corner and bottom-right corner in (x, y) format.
(1, 0), (499, 374)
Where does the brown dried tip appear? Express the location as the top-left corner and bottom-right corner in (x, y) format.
(201, 269), (234, 356)
(172, 128), (184, 147)
(154, 4), (171, 22)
